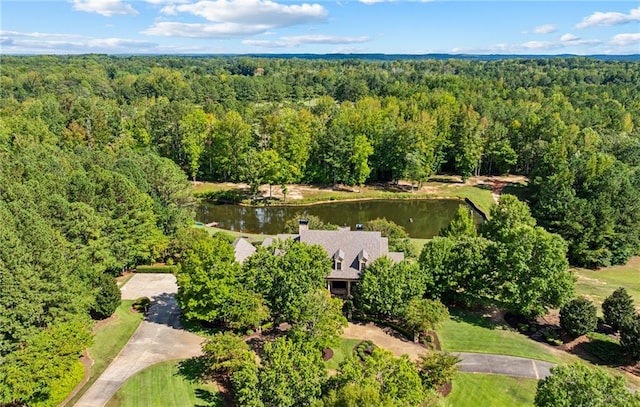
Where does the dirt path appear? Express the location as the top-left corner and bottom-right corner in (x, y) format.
(74, 274), (205, 407)
(343, 322), (554, 379)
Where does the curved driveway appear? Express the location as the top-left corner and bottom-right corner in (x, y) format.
(342, 322), (555, 379)
(74, 274), (205, 407)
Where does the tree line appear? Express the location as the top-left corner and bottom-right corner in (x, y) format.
(2, 55), (638, 267)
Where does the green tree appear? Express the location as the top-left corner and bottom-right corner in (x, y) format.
(201, 332), (251, 376)
(259, 337), (327, 407)
(364, 218), (415, 256)
(241, 240), (331, 322)
(416, 352), (460, 390)
(602, 287), (636, 331)
(291, 289), (347, 350)
(284, 215), (338, 233)
(560, 297), (598, 338)
(90, 273), (121, 320)
(620, 313), (640, 361)
(440, 205), (477, 238)
(179, 107), (211, 182)
(403, 298), (449, 341)
(350, 134), (374, 191)
(356, 258), (426, 318)
(534, 364), (640, 407)
(334, 348), (435, 407)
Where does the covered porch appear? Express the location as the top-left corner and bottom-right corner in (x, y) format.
(327, 279), (357, 297)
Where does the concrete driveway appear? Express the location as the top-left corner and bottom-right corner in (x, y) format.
(74, 274), (205, 407)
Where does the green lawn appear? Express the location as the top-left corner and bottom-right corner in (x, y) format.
(442, 373), (537, 407)
(326, 338), (361, 370)
(107, 360), (222, 407)
(573, 257), (640, 310)
(65, 301), (143, 406)
(198, 225), (273, 244)
(439, 309), (570, 364)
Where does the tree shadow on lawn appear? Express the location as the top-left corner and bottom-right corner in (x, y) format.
(449, 308), (503, 330)
(177, 357), (208, 382)
(194, 389), (224, 407)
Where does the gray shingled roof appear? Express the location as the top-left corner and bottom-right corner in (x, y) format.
(232, 238), (256, 264)
(296, 229), (404, 280)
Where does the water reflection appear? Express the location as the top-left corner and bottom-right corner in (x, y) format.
(196, 199), (482, 239)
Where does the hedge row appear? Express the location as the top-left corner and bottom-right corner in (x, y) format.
(135, 265), (178, 274)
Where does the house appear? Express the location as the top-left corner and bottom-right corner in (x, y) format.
(232, 220), (405, 297)
(278, 220), (404, 297)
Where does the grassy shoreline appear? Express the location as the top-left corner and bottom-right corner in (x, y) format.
(193, 180), (497, 216)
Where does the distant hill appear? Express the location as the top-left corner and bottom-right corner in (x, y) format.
(173, 53), (640, 62)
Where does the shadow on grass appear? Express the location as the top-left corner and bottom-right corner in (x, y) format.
(575, 335), (627, 367)
(194, 389), (224, 407)
(449, 308), (501, 330)
(501, 183), (530, 201)
(176, 357), (208, 382)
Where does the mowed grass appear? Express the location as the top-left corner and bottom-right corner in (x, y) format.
(573, 256), (640, 310)
(107, 361), (222, 407)
(198, 225), (273, 244)
(65, 300), (143, 406)
(439, 309), (570, 364)
(326, 338), (361, 370)
(442, 373), (537, 407)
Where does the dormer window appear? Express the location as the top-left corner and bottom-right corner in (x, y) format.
(333, 249), (345, 271)
(358, 249), (369, 272)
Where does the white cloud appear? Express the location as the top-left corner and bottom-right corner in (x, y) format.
(532, 24), (557, 34)
(147, 0), (328, 38)
(358, 0), (432, 3)
(145, 0), (190, 4)
(575, 6), (640, 29)
(611, 32), (640, 46)
(143, 21), (270, 37)
(243, 34), (370, 48)
(166, 0), (327, 26)
(72, 0), (138, 16)
(1, 30), (158, 53)
(560, 33), (579, 42)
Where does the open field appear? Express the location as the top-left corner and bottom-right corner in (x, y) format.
(193, 177), (501, 215)
(326, 338), (362, 370)
(198, 224), (274, 244)
(443, 373), (537, 407)
(65, 301), (143, 406)
(439, 309), (572, 364)
(573, 256), (640, 310)
(106, 360), (221, 407)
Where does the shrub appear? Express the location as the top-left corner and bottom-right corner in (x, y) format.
(132, 297), (151, 313)
(602, 287), (636, 331)
(416, 352), (460, 390)
(620, 313), (640, 361)
(90, 273), (121, 319)
(560, 297), (597, 337)
(135, 264), (178, 274)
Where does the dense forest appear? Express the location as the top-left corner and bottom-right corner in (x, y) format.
(2, 55), (639, 269)
(0, 55), (639, 404)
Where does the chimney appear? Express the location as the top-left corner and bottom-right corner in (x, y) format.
(299, 219), (309, 232)
(355, 224), (364, 231)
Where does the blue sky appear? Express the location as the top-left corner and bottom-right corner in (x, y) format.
(1, 1), (639, 54)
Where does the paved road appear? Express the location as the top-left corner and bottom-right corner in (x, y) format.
(343, 322), (555, 379)
(74, 274), (205, 407)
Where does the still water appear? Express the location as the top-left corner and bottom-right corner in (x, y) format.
(196, 199), (482, 239)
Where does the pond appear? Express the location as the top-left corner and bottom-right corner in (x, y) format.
(196, 199), (483, 239)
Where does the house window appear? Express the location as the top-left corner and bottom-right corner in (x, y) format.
(335, 260), (342, 270)
(359, 260), (366, 272)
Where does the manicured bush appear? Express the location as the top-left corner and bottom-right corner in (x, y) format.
(416, 352), (460, 390)
(132, 297), (151, 313)
(136, 264), (178, 274)
(620, 313), (640, 361)
(90, 272), (122, 320)
(559, 297), (597, 337)
(602, 287), (636, 331)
